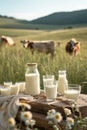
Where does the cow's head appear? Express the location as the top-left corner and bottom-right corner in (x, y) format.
(20, 40), (29, 48)
(1, 35), (7, 43)
(65, 38), (80, 55)
(20, 40), (34, 49)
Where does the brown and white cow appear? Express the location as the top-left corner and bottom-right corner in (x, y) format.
(65, 38), (80, 56)
(20, 40), (55, 58)
(0, 35), (15, 46)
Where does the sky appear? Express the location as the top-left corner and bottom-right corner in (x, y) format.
(0, 0), (87, 21)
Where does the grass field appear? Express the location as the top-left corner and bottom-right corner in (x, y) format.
(0, 27), (87, 93)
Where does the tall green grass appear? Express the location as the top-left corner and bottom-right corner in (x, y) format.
(0, 28), (87, 93)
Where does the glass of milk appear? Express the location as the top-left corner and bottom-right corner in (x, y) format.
(64, 84), (81, 101)
(10, 84), (20, 95)
(0, 87), (11, 96)
(44, 79), (57, 102)
(15, 82), (25, 92)
(4, 81), (12, 88)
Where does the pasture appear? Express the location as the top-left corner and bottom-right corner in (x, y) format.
(0, 27), (87, 93)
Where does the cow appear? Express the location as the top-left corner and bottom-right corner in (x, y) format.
(0, 35), (15, 46)
(20, 40), (55, 58)
(65, 38), (80, 56)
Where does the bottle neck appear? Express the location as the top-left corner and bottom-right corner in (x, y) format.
(26, 63), (37, 73)
(58, 70), (67, 78)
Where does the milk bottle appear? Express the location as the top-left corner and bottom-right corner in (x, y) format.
(57, 70), (68, 95)
(25, 63), (40, 95)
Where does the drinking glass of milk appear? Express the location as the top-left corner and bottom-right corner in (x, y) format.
(15, 82), (25, 92)
(4, 81), (12, 88)
(64, 84), (81, 101)
(45, 81), (57, 102)
(43, 75), (57, 102)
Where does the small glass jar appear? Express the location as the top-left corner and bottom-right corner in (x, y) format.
(57, 70), (68, 95)
(25, 63), (40, 95)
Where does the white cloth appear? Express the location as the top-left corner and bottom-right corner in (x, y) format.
(0, 94), (33, 130)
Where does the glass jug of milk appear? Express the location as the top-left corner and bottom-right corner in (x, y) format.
(25, 63), (40, 95)
(57, 70), (68, 95)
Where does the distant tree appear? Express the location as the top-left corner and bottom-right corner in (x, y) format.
(67, 26), (73, 29)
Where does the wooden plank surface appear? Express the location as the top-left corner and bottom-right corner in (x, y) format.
(16, 92), (87, 130)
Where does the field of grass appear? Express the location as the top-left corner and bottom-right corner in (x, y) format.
(0, 27), (87, 93)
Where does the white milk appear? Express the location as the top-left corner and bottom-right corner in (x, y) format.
(4, 82), (12, 88)
(57, 70), (68, 95)
(45, 85), (57, 101)
(11, 84), (19, 95)
(64, 89), (80, 100)
(58, 76), (68, 95)
(15, 82), (25, 92)
(25, 73), (40, 95)
(0, 86), (4, 94)
(1, 88), (11, 96)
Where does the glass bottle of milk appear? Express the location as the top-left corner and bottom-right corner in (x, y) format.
(57, 70), (68, 95)
(25, 63), (40, 95)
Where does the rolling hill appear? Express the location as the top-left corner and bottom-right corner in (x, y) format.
(30, 9), (87, 25)
(0, 9), (87, 30)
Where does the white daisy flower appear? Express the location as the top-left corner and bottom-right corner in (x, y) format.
(47, 109), (56, 115)
(54, 112), (62, 123)
(47, 109), (56, 120)
(25, 119), (36, 126)
(66, 117), (74, 126)
(64, 108), (71, 116)
(17, 102), (31, 110)
(8, 117), (16, 127)
(21, 111), (32, 121)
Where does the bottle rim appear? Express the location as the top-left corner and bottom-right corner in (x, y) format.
(26, 63), (37, 66)
(58, 70), (66, 74)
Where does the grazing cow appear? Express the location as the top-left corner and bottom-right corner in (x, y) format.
(0, 35), (15, 46)
(65, 38), (80, 56)
(20, 40), (55, 58)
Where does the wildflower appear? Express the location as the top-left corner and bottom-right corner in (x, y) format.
(71, 103), (76, 108)
(54, 112), (62, 123)
(46, 109), (56, 119)
(66, 117), (74, 125)
(66, 117), (74, 129)
(53, 125), (59, 130)
(8, 117), (16, 127)
(64, 108), (71, 116)
(17, 102), (31, 110)
(21, 111), (32, 121)
(47, 109), (56, 115)
(25, 119), (36, 126)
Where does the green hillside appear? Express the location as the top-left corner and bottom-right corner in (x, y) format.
(0, 16), (35, 29)
(0, 9), (87, 30)
(30, 9), (87, 25)
(0, 17), (62, 30)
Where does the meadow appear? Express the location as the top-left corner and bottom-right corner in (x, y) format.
(0, 27), (87, 93)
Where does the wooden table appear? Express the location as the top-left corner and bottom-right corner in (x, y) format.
(16, 92), (87, 130)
